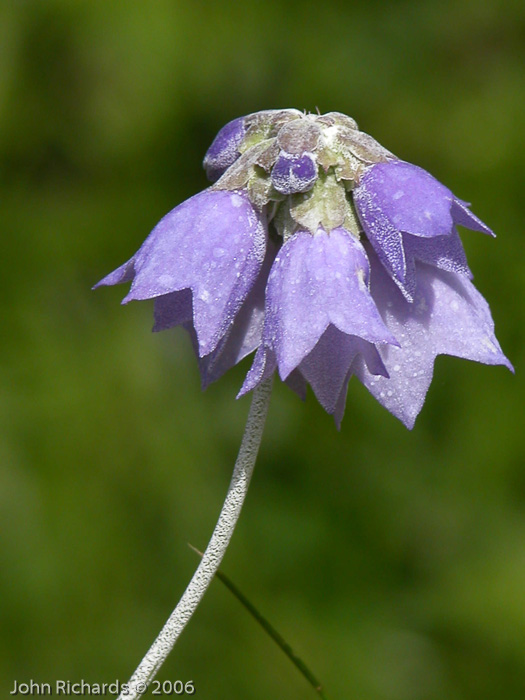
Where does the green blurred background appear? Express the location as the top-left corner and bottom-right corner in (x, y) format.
(1, 1), (524, 698)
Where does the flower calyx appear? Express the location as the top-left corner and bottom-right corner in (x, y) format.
(205, 110), (396, 239)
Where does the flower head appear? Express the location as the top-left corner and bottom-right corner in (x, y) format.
(96, 110), (512, 428)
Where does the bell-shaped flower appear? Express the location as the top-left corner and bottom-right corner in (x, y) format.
(353, 160), (493, 300)
(96, 110), (512, 428)
(95, 189), (266, 357)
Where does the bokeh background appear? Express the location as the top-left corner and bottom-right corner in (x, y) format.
(1, 1), (524, 698)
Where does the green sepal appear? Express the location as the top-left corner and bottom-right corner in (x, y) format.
(212, 139), (277, 192)
(289, 170), (348, 233)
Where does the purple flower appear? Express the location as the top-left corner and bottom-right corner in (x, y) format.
(271, 152), (318, 195)
(203, 117), (246, 182)
(353, 160), (492, 301)
(96, 189), (266, 357)
(96, 110), (512, 428)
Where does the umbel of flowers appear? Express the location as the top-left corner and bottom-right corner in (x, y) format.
(97, 109), (512, 428)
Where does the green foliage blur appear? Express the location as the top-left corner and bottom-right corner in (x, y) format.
(1, 1), (524, 698)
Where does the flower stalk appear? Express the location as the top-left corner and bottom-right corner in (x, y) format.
(119, 377), (273, 700)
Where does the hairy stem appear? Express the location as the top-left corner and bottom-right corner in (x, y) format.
(119, 378), (273, 700)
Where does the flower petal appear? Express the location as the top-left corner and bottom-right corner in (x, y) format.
(196, 241), (276, 388)
(398, 228), (473, 301)
(122, 189), (266, 356)
(94, 259), (135, 288)
(451, 199), (495, 236)
(153, 289), (192, 331)
(261, 227), (397, 378)
(355, 161), (454, 239)
(298, 324), (388, 417)
(353, 192), (407, 285)
(238, 346), (277, 397)
(271, 152), (318, 194)
(237, 345), (307, 399)
(203, 116), (246, 182)
(403, 228), (471, 279)
(354, 246), (513, 428)
(354, 162), (479, 299)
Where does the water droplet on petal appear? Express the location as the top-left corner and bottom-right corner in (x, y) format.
(230, 194), (243, 208)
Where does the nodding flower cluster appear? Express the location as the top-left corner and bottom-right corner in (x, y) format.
(96, 110), (512, 428)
